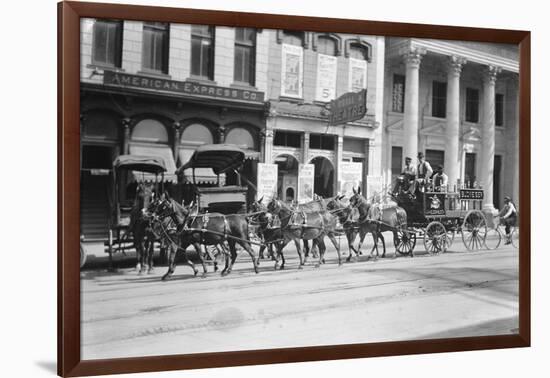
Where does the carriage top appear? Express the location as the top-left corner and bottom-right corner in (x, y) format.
(176, 144), (245, 176)
(113, 155), (167, 174)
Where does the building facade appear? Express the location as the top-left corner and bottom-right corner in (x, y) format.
(79, 18), (519, 242)
(383, 38), (519, 212)
(262, 31), (385, 201)
(80, 19), (270, 240)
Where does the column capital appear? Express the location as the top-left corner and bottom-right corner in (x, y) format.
(172, 121), (182, 130)
(447, 55), (467, 77)
(121, 117), (132, 129)
(482, 65), (502, 85)
(402, 48), (426, 69)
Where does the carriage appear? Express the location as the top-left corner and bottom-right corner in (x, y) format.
(103, 155), (168, 267)
(391, 187), (489, 255)
(176, 144), (250, 214)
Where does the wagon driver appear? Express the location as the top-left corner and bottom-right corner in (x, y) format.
(412, 152), (433, 194)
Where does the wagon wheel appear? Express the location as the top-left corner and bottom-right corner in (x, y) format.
(461, 210), (487, 251)
(80, 242), (87, 269)
(484, 227), (502, 250)
(424, 221), (448, 254)
(394, 229), (417, 256)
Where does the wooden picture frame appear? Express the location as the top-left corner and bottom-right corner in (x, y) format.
(58, 1), (530, 376)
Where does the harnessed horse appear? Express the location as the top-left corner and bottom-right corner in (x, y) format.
(349, 187), (409, 259)
(267, 198), (342, 267)
(150, 193), (259, 278)
(128, 182), (157, 274)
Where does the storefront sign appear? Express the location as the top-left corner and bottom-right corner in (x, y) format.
(297, 164), (314, 204)
(339, 162), (363, 198)
(424, 193), (446, 216)
(316, 54), (337, 102)
(329, 89), (367, 125)
(104, 70), (265, 103)
(256, 163), (278, 203)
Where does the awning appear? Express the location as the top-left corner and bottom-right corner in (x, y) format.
(177, 144), (245, 174)
(129, 144), (177, 182)
(178, 149), (224, 185)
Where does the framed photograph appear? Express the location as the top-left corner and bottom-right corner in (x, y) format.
(58, 1), (530, 376)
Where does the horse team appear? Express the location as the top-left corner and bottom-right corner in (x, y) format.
(129, 183), (410, 280)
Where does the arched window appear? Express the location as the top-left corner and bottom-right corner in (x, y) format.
(131, 119), (169, 143)
(82, 112), (119, 140)
(180, 123), (214, 146)
(317, 37), (337, 56)
(349, 44), (369, 60)
(283, 31), (304, 46)
(225, 127), (257, 150)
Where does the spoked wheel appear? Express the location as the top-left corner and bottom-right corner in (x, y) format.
(461, 210), (487, 251)
(424, 221), (448, 254)
(80, 242), (87, 269)
(394, 229), (417, 256)
(484, 228), (502, 250)
(511, 227), (519, 249)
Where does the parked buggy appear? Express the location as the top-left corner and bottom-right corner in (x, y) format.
(104, 155), (168, 268)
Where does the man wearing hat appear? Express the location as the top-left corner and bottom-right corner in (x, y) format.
(392, 157), (416, 194)
(432, 164), (448, 192)
(412, 151), (433, 194)
(498, 196), (518, 245)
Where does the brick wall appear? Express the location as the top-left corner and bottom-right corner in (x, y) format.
(169, 23), (191, 81)
(122, 21), (143, 74)
(214, 27), (235, 87)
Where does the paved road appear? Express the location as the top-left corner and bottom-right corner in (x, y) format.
(81, 238), (518, 360)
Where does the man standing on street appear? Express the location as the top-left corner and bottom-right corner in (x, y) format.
(499, 196), (518, 244)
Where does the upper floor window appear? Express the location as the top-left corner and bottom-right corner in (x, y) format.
(348, 43), (368, 93)
(495, 93), (504, 126)
(465, 88), (480, 123)
(392, 74), (405, 113)
(282, 31), (304, 46)
(310, 134), (335, 150)
(315, 36), (338, 102)
(234, 28), (256, 86)
(432, 81), (447, 118)
(274, 131), (301, 148)
(142, 22), (169, 74)
(191, 25), (215, 80)
(317, 36), (337, 56)
(92, 19), (122, 68)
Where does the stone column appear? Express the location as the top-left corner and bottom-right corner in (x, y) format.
(263, 129), (274, 164)
(172, 121), (181, 161)
(445, 56), (466, 192)
(121, 117), (132, 155)
(335, 135), (344, 194)
(506, 76), (519, 202)
(302, 132), (310, 164)
(403, 49), (425, 162)
(480, 65), (501, 211)
(218, 125), (226, 144)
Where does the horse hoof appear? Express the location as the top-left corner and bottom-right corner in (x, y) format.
(314, 264), (320, 268)
(298, 265), (303, 270)
(322, 258), (326, 264)
(201, 273), (207, 278)
(193, 270), (198, 276)
(161, 274), (170, 281)
(338, 262), (343, 267)
(346, 256), (352, 262)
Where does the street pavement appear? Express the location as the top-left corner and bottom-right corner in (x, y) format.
(81, 236), (518, 360)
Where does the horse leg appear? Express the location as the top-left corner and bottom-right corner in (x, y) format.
(379, 232), (386, 258)
(224, 240), (239, 276)
(316, 238), (327, 266)
(161, 243), (181, 280)
(146, 235), (155, 274)
(193, 242), (208, 276)
(294, 239), (304, 269)
(327, 233), (342, 266)
(275, 242), (286, 270)
(355, 228), (368, 259)
(237, 239), (259, 274)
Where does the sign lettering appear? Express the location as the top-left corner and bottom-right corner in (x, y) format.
(104, 71), (264, 103)
(329, 89), (367, 125)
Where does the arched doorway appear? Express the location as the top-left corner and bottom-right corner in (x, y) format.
(274, 154), (299, 202)
(310, 156), (334, 198)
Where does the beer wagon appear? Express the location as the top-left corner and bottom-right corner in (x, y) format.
(392, 188), (489, 255)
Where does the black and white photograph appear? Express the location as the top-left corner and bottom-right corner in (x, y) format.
(79, 16), (520, 360)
